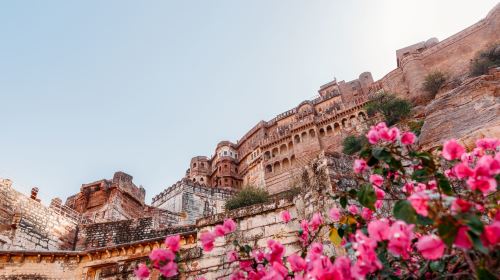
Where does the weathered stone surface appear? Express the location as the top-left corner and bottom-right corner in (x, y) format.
(419, 69), (500, 150)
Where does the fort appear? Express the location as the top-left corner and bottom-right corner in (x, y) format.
(0, 3), (498, 279)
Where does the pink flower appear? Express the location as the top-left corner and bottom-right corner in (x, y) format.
(445, 169), (456, 179)
(483, 221), (500, 245)
(454, 226), (472, 249)
(159, 261), (178, 278)
(370, 174), (384, 187)
(402, 182), (414, 194)
(164, 235), (180, 252)
(427, 180), (437, 190)
(373, 186), (385, 199)
(280, 210), (291, 223)
(361, 207), (373, 221)
(388, 221), (414, 259)
(351, 231), (382, 277)
(476, 138), (500, 150)
(149, 249), (175, 266)
(451, 198), (472, 214)
(299, 219), (310, 244)
(266, 240), (285, 264)
(408, 192), (430, 217)
(309, 212), (324, 231)
(475, 155), (500, 177)
(368, 218), (390, 241)
(200, 231), (216, 252)
(401, 132), (416, 145)
(288, 254), (306, 272)
(329, 207), (341, 222)
(227, 250), (239, 262)
(467, 177), (497, 195)
(214, 225), (226, 237)
(453, 162), (474, 179)
(223, 219), (237, 233)
(354, 159), (368, 173)
(348, 205), (359, 215)
(367, 128), (380, 144)
(134, 263), (150, 280)
(333, 256), (352, 280)
(251, 249), (265, 262)
(375, 200), (383, 209)
(442, 139), (465, 161)
(309, 242), (323, 257)
(380, 127), (400, 142)
(416, 234), (445, 260)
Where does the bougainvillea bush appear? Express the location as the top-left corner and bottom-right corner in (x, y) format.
(136, 122), (500, 280)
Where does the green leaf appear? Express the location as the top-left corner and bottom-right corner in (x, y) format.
(464, 214), (484, 235)
(438, 216), (459, 247)
(359, 147), (372, 159)
(470, 233), (488, 254)
(477, 268), (498, 280)
(340, 196), (347, 208)
(357, 184), (376, 211)
(416, 215), (434, 226)
(393, 200), (417, 224)
(372, 147), (392, 162)
(412, 169), (428, 182)
(436, 173), (452, 195)
(243, 244), (252, 254)
(430, 260), (444, 272)
(348, 189), (358, 197)
(338, 227), (344, 238)
(366, 156), (379, 167)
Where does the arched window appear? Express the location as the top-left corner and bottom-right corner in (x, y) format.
(326, 125), (333, 135)
(334, 123), (340, 133)
(272, 147), (279, 158)
(193, 163), (197, 168)
(358, 111), (366, 121)
(280, 144), (287, 154)
(301, 131), (307, 140)
(290, 155), (296, 165)
(264, 151), (271, 160)
(266, 164), (273, 173)
(282, 158), (290, 169)
(273, 161), (281, 173)
(309, 129), (316, 137)
(319, 128), (325, 137)
(288, 141), (293, 149)
(294, 135), (301, 144)
(342, 118), (348, 128)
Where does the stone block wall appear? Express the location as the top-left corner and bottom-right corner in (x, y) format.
(184, 197), (300, 279)
(0, 180), (79, 251)
(152, 180), (235, 225)
(75, 217), (196, 250)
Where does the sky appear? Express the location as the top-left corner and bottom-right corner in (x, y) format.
(0, 0), (497, 204)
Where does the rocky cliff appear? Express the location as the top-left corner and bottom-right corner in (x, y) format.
(419, 68), (500, 150)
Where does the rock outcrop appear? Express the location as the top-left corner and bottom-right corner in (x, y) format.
(419, 69), (500, 150)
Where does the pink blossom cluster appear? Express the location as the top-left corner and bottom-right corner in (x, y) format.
(366, 122), (416, 146)
(444, 138), (500, 195)
(134, 235), (181, 279)
(200, 218), (237, 251)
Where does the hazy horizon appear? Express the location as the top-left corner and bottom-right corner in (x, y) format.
(1, 1), (497, 205)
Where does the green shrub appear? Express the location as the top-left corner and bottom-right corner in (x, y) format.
(423, 71), (446, 97)
(225, 186), (269, 210)
(342, 135), (368, 155)
(365, 92), (412, 126)
(470, 44), (500, 76)
(408, 120), (424, 136)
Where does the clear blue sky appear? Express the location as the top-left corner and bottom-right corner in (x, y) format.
(1, 1), (497, 204)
